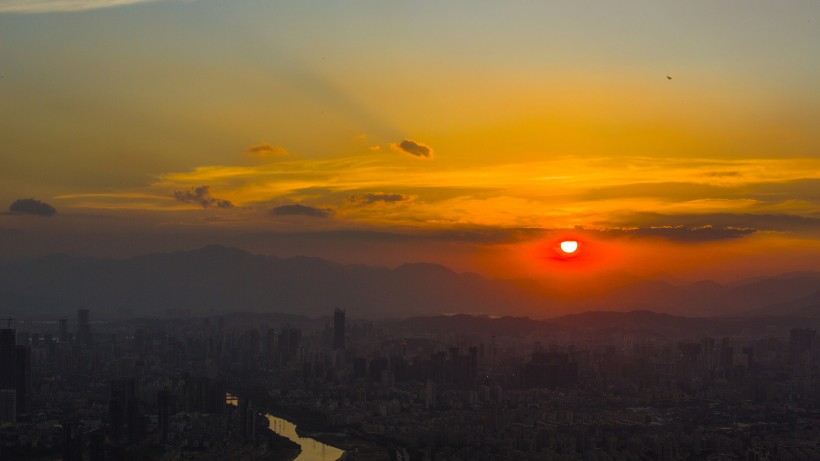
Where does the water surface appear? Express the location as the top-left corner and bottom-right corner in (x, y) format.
(227, 394), (345, 461)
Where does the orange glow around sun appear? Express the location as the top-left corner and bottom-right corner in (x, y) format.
(486, 234), (620, 283)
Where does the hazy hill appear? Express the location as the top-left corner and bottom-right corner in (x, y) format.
(0, 245), (545, 318)
(0, 245), (817, 319)
(570, 273), (820, 317)
(389, 311), (820, 340)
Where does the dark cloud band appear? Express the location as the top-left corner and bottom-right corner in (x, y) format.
(271, 204), (333, 218)
(392, 139), (433, 158)
(583, 225), (756, 243)
(245, 143), (287, 158)
(9, 198), (57, 216)
(173, 186), (233, 208)
(349, 192), (412, 205)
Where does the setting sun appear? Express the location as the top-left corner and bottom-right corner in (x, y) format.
(560, 241), (579, 254)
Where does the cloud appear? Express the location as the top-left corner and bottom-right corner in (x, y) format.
(392, 139), (433, 159)
(173, 186), (233, 208)
(583, 225), (756, 243)
(244, 143), (287, 158)
(8, 198), (57, 216)
(0, 0), (163, 13)
(387, 224), (758, 244)
(703, 171), (742, 178)
(349, 192), (413, 205)
(603, 212), (820, 234)
(583, 178), (820, 203)
(255, 227), (548, 244)
(271, 204), (333, 218)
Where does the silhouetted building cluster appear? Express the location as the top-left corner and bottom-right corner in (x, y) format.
(1, 307), (819, 461)
(520, 348), (579, 388)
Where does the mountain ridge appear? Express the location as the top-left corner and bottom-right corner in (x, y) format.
(0, 245), (817, 319)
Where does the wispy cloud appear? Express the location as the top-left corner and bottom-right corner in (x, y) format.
(55, 154), (820, 234)
(0, 0), (166, 13)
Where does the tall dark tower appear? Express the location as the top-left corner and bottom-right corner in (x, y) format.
(0, 328), (13, 349)
(0, 326), (31, 417)
(14, 345), (31, 416)
(62, 420), (83, 461)
(157, 390), (172, 443)
(59, 319), (68, 343)
(0, 327), (15, 393)
(77, 309), (90, 346)
(333, 308), (346, 350)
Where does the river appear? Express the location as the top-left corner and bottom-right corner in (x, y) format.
(227, 394), (345, 461)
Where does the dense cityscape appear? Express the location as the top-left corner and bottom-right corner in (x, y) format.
(1, 307), (818, 460)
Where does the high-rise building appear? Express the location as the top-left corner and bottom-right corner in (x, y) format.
(109, 377), (142, 442)
(0, 328), (13, 349)
(0, 389), (16, 423)
(59, 319), (68, 343)
(333, 308), (346, 350)
(62, 420), (83, 461)
(88, 428), (105, 461)
(157, 390), (173, 443)
(790, 328), (816, 355)
(14, 345), (31, 415)
(425, 379), (436, 409)
(238, 397), (256, 441)
(77, 309), (90, 346)
(0, 327), (30, 416)
(277, 328), (301, 363)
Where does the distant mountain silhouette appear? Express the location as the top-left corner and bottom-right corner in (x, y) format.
(0, 245), (544, 318)
(564, 273), (820, 317)
(0, 245), (816, 319)
(752, 289), (820, 317)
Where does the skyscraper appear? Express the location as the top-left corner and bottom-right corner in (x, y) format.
(77, 309), (90, 346)
(333, 308), (346, 350)
(59, 319), (68, 343)
(277, 327), (301, 364)
(0, 389), (16, 423)
(14, 345), (31, 416)
(62, 420), (83, 461)
(157, 390), (172, 443)
(0, 326), (30, 416)
(0, 328), (13, 349)
(425, 379), (436, 410)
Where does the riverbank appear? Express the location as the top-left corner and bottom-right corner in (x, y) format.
(258, 413), (303, 461)
(226, 394), (302, 461)
(234, 387), (392, 461)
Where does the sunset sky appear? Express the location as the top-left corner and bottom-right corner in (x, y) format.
(1, 0), (819, 283)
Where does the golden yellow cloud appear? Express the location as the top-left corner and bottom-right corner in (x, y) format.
(52, 153), (820, 236)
